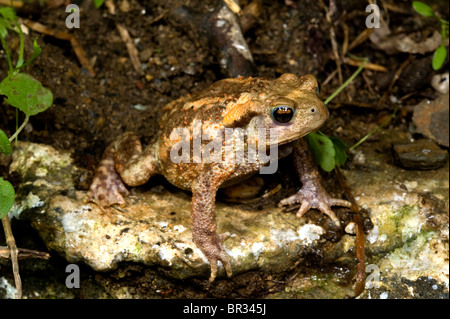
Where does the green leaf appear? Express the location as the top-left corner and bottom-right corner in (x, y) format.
(0, 16), (12, 38)
(306, 132), (336, 172)
(0, 7), (17, 37)
(0, 73), (53, 116)
(0, 177), (15, 219)
(412, 1), (435, 17)
(330, 136), (348, 167)
(0, 7), (18, 22)
(17, 38), (42, 70)
(432, 44), (447, 70)
(94, 0), (106, 8)
(0, 129), (12, 155)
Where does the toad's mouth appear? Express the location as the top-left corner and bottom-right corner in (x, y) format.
(279, 133), (311, 145)
(259, 129), (318, 148)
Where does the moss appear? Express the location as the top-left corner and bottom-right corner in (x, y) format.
(134, 241), (143, 254)
(385, 203), (438, 275)
(278, 269), (354, 299)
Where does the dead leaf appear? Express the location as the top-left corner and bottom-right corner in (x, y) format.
(370, 22), (441, 55)
(413, 94), (449, 147)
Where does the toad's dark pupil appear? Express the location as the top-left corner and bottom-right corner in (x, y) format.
(272, 106), (294, 123)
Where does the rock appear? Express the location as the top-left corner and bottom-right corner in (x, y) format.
(6, 126), (449, 298)
(119, 0), (131, 12)
(412, 94), (449, 147)
(344, 222), (356, 235)
(431, 72), (449, 95)
(344, 131), (449, 299)
(269, 128), (449, 299)
(392, 139), (449, 170)
(8, 141), (342, 280)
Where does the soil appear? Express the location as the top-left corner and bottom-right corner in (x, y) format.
(0, 0), (448, 299)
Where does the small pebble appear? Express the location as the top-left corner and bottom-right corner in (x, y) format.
(345, 222), (356, 235)
(431, 72), (449, 94)
(392, 139), (448, 170)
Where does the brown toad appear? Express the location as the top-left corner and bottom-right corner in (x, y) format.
(86, 73), (351, 281)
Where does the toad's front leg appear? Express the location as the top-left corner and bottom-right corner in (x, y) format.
(191, 167), (234, 282)
(279, 138), (351, 226)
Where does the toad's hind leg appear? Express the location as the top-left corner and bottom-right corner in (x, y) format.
(86, 132), (159, 210)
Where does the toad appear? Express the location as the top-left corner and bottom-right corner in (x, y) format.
(86, 73), (351, 281)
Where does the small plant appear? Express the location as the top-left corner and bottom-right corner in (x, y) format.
(94, 0), (106, 8)
(0, 6), (53, 218)
(412, 1), (449, 70)
(306, 57), (397, 172)
(306, 131), (347, 172)
(305, 57), (369, 172)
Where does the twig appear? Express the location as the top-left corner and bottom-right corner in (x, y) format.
(115, 23), (143, 75)
(320, 0), (343, 86)
(343, 57), (387, 72)
(321, 69), (338, 87)
(341, 23), (349, 57)
(335, 167), (365, 298)
(0, 0), (23, 8)
(362, 71), (375, 96)
(348, 28), (373, 52)
(1, 216), (22, 299)
(0, 246), (50, 260)
(377, 55), (414, 107)
(223, 0), (241, 15)
(105, 0), (143, 76)
(105, 0), (116, 14)
(328, 55), (387, 72)
(22, 19), (96, 77)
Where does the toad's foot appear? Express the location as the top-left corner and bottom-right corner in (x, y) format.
(85, 145), (129, 210)
(194, 231), (233, 282)
(278, 184), (351, 227)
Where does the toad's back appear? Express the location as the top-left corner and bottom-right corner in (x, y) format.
(155, 74), (329, 190)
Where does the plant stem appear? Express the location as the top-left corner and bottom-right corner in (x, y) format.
(8, 114), (29, 143)
(349, 105), (399, 152)
(11, 17), (25, 69)
(0, 35), (14, 75)
(1, 215), (22, 298)
(15, 108), (18, 143)
(324, 56), (368, 105)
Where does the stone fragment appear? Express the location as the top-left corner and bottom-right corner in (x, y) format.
(393, 139), (449, 170)
(412, 94), (449, 147)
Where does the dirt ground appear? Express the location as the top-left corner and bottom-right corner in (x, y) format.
(0, 0), (448, 299)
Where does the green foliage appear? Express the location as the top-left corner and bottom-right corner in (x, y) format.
(412, 1), (449, 70)
(305, 56), (369, 172)
(329, 136), (348, 167)
(306, 132), (347, 172)
(432, 44), (447, 70)
(94, 0), (107, 8)
(18, 38), (42, 70)
(412, 1), (434, 17)
(0, 5), (53, 220)
(0, 73), (53, 116)
(0, 130), (12, 155)
(0, 177), (14, 219)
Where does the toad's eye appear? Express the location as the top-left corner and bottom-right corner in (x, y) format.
(271, 106), (295, 123)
